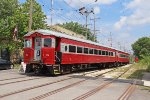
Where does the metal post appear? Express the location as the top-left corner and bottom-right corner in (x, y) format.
(90, 15), (100, 42)
(28, 0), (33, 32)
(110, 32), (112, 47)
(94, 15), (96, 39)
(79, 7), (94, 40)
(85, 14), (88, 39)
(118, 42), (121, 50)
(51, 0), (53, 26)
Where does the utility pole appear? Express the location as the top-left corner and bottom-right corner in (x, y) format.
(118, 42), (121, 50)
(50, 0), (53, 26)
(109, 32), (112, 47)
(85, 15), (88, 38)
(28, 0), (33, 32)
(90, 14), (100, 42)
(84, 10), (93, 39)
(123, 42), (126, 52)
(79, 7), (94, 39)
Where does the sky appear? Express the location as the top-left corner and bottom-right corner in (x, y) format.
(20, 0), (150, 53)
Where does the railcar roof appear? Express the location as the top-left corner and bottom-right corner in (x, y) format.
(24, 29), (128, 54)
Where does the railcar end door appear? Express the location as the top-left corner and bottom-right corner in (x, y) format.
(34, 37), (42, 61)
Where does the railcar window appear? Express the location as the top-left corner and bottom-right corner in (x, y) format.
(77, 47), (83, 53)
(106, 51), (108, 56)
(119, 54), (126, 58)
(84, 48), (88, 54)
(24, 39), (31, 48)
(109, 52), (111, 56)
(111, 52), (113, 56)
(35, 38), (41, 47)
(89, 49), (94, 54)
(44, 38), (52, 47)
(99, 50), (102, 55)
(65, 46), (68, 52)
(102, 51), (105, 55)
(69, 45), (76, 53)
(94, 49), (98, 55)
(119, 54), (121, 57)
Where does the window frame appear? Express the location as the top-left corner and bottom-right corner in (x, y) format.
(43, 38), (52, 48)
(69, 45), (76, 53)
(98, 50), (102, 55)
(84, 47), (89, 54)
(106, 51), (108, 56)
(89, 48), (94, 54)
(94, 49), (98, 55)
(77, 46), (83, 53)
(102, 50), (106, 55)
(24, 39), (32, 48)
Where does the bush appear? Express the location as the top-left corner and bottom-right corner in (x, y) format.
(139, 56), (150, 72)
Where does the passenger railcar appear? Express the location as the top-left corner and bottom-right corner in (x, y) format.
(24, 30), (129, 74)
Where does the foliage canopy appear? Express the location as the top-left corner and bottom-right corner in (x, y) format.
(60, 22), (96, 41)
(132, 37), (150, 59)
(0, 0), (47, 51)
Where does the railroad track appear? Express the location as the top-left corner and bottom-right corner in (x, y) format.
(30, 79), (86, 100)
(0, 76), (27, 81)
(0, 65), (133, 99)
(86, 68), (117, 77)
(29, 68), (119, 100)
(0, 77), (72, 98)
(74, 67), (117, 77)
(0, 70), (18, 74)
(72, 65), (132, 100)
(75, 64), (131, 77)
(118, 80), (136, 100)
(0, 77), (45, 86)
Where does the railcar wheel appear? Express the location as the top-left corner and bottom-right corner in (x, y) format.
(25, 64), (32, 73)
(102, 63), (106, 68)
(60, 66), (64, 74)
(60, 65), (71, 74)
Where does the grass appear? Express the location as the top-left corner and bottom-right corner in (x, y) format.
(139, 56), (150, 72)
(104, 65), (131, 78)
(121, 56), (150, 80)
(140, 86), (150, 91)
(106, 62), (149, 80)
(120, 64), (143, 79)
(13, 64), (20, 69)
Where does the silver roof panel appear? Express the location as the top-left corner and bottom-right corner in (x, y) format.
(24, 29), (128, 53)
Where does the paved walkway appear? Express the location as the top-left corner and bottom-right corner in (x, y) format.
(142, 72), (150, 86)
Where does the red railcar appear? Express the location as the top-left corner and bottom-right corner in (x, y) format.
(24, 30), (129, 74)
(135, 57), (139, 63)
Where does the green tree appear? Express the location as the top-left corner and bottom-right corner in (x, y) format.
(0, 0), (47, 51)
(132, 37), (150, 59)
(60, 22), (96, 41)
(0, 0), (19, 50)
(17, 0), (47, 40)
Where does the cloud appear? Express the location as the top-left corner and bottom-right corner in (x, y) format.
(46, 15), (66, 25)
(118, 32), (130, 39)
(114, 16), (127, 30)
(64, 0), (117, 8)
(114, 0), (150, 30)
(93, 6), (100, 14)
(66, 11), (74, 17)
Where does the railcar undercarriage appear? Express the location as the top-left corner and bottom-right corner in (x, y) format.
(25, 62), (129, 75)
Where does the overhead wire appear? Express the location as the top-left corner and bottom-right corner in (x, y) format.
(39, 0), (73, 24)
(39, 0), (127, 51)
(63, 0), (85, 22)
